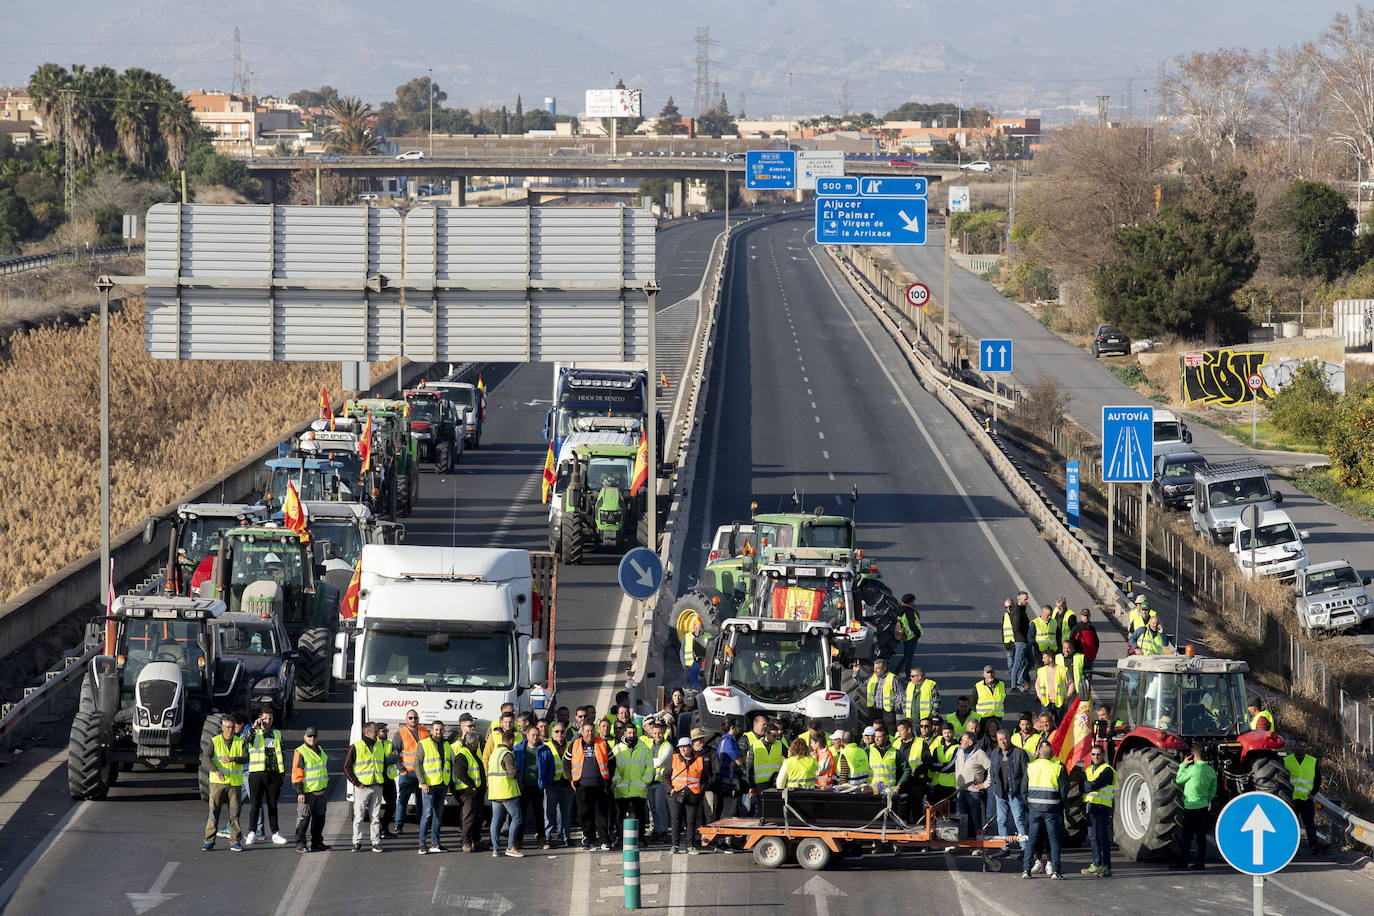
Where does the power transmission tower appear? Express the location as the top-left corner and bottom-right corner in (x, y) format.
(1097, 94), (1110, 131)
(839, 80), (850, 120)
(1125, 76), (1133, 120)
(692, 27), (713, 118)
(61, 88), (75, 216)
(739, 91), (746, 119)
(232, 27), (246, 95)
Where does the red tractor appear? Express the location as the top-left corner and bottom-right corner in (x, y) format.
(1102, 654), (1291, 860)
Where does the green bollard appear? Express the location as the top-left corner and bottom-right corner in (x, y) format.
(623, 816), (640, 909)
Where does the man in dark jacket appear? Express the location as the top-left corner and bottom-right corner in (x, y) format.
(1004, 593), (1032, 693)
(1071, 608), (1101, 675)
(988, 728), (1028, 845)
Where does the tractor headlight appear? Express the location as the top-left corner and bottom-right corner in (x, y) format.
(137, 709), (150, 726)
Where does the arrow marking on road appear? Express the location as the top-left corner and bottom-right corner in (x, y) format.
(628, 557), (656, 588)
(793, 875), (845, 916)
(127, 861), (178, 915)
(1241, 804), (1275, 864)
(898, 210), (921, 233)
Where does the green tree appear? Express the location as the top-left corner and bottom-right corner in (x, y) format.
(328, 97), (373, 134)
(1327, 382), (1374, 487)
(929, 139), (961, 162)
(1262, 179), (1358, 281)
(324, 124), (380, 155)
(0, 188), (36, 246)
(696, 94), (737, 138)
(883, 101), (961, 123)
(513, 95), (524, 134)
(1093, 167), (1258, 341)
(1269, 360), (1337, 444)
(395, 77), (445, 119)
(523, 109), (555, 131)
(639, 176), (672, 208)
(705, 175), (738, 210)
(288, 86), (338, 108)
(499, 106), (509, 135)
(655, 96), (686, 135)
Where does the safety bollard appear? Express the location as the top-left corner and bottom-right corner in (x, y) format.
(623, 817), (640, 909)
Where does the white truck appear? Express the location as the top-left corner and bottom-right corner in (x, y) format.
(334, 546), (557, 753)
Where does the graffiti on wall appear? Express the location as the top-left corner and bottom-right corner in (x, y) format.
(1182, 348), (1345, 406)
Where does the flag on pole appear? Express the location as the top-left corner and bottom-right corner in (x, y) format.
(282, 481), (311, 544)
(660, 372), (669, 389)
(319, 385), (330, 419)
(340, 560), (362, 619)
(1050, 695), (1095, 772)
(359, 413), (374, 472)
(541, 442), (556, 504)
(477, 375), (485, 393)
(477, 375), (485, 421)
(630, 430), (648, 496)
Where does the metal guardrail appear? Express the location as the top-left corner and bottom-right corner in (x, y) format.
(0, 244), (144, 276)
(1315, 793), (1374, 853)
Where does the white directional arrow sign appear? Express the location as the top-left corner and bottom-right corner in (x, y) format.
(898, 210), (922, 233)
(628, 557), (656, 588)
(1241, 804), (1275, 864)
(793, 875), (846, 916)
(127, 862), (179, 915)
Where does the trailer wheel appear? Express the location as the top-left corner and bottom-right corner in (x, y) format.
(796, 837), (832, 871)
(984, 852), (1003, 872)
(752, 835), (787, 869)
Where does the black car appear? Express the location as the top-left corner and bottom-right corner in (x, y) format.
(1091, 323), (1130, 357)
(213, 612), (297, 721)
(1151, 450), (1208, 509)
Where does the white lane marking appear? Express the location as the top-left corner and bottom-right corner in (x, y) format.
(808, 240), (1030, 598)
(834, 495), (841, 506)
(818, 432), (826, 440)
(828, 472), (836, 481)
(490, 471), (541, 546)
(1270, 878), (1354, 916)
(126, 861), (179, 914)
(432, 866), (448, 904)
(814, 416), (821, 423)
(803, 376), (809, 383)
(667, 844), (689, 911)
(822, 451), (830, 459)
(941, 850), (1009, 916)
(272, 841), (330, 916)
(0, 794), (91, 910)
(806, 389), (813, 396)
(811, 402), (817, 409)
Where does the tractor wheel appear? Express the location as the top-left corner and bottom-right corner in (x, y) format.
(435, 442), (452, 474)
(199, 713), (224, 802)
(1061, 766), (1087, 848)
(1249, 754), (1293, 802)
(1114, 747), (1182, 861)
(397, 472), (414, 516)
(560, 519), (584, 566)
(295, 627), (332, 702)
(67, 710), (111, 800)
(671, 591), (721, 637)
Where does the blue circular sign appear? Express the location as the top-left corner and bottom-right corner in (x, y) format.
(617, 547), (663, 601)
(1215, 791), (1301, 876)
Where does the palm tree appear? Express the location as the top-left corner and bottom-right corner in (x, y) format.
(328, 96), (373, 133)
(324, 124), (379, 155)
(115, 68), (164, 167)
(158, 89), (197, 172)
(27, 63), (71, 147)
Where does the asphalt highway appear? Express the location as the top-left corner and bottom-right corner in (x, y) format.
(0, 217), (1366, 915)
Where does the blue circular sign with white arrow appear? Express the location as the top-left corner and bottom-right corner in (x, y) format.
(1215, 791), (1301, 876)
(617, 547), (664, 601)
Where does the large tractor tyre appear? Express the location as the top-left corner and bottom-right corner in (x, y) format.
(295, 628), (332, 702)
(1249, 754), (1293, 802)
(396, 473), (414, 517)
(636, 513), (649, 550)
(435, 442), (452, 474)
(671, 591), (721, 638)
(560, 519), (585, 566)
(1114, 747), (1182, 861)
(199, 713), (224, 802)
(67, 710), (111, 800)
(1061, 767), (1087, 848)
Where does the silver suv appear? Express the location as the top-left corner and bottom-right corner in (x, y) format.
(1190, 461), (1281, 545)
(1295, 561), (1374, 635)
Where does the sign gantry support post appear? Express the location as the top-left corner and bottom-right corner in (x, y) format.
(644, 281), (660, 554)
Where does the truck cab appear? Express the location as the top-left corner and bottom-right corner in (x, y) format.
(261, 457), (345, 513)
(1190, 460), (1282, 545)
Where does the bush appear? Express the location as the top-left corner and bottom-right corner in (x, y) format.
(92, 203), (122, 247)
(1268, 360), (1337, 445)
(1003, 258), (1058, 301)
(1326, 382), (1374, 487)
(949, 209), (1005, 255)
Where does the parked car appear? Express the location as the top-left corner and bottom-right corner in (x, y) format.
(1091, 323), (1131, 357)
(395, 149), (426, 160)
(959, 160), (992, 173)
(1150, 449), (1207, 509)
(889, 157), (918, 167)
(1294, 560), (1374, 635)
(1229, 508), (1309, 583)
(721, 151), (747, 162)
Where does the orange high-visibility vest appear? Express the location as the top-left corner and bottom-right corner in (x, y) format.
(815, 748), (835, 789)
(671, 754), (704, 794)
(571, 737), (612, 781)
(396, 724), (430, 773)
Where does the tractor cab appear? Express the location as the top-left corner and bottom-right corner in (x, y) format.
(146, 502), (268, 596)
(262, 457), (344, 511)
(749, 555), (880, 662)
(548, 435), (645, 563)
(208, 527), (324, 632)
(294, 430), (366, 497)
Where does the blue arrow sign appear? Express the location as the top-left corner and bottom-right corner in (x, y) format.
(815, 196), (926, 245)
(816, 176), (859, 196)
(1215, 791), (1300, 876)
(1101, 406), (1154, 483)
(617, 547), (664, 601)
(746, 150), (796, 189)
(857, 176), (928, 197)
(978, 338), (1013, 373)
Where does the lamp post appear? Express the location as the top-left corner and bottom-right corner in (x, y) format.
(788, 72), (794, 144)
(957, 78), (964, 166)
(428, 68), (434, 158)
(96, 275), (115, 610)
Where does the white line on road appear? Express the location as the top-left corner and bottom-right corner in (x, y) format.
(432, 866), (448, 903)
(941, 850), (1009, 916)
(666, 843), (689, 911)
(828, 472), (836, 481)
(490, 472), (540, 546)
(822, 450), (829, 459)
(1270, 878), (1354, 916)
(811, 401), (817, 409)
(818, 432), (825, 440)
(814, 415), (820, 423)
(834, 495), (841, 506)
(272, 841), (330, 916)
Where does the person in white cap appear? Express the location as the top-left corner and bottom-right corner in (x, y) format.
(1127, 595), (1150, 652)
(862, 725), (876, 747)
(667, 737), (704, 854)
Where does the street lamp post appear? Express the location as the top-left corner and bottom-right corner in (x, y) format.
(957, 78), (964, 166)
(96, 276), (114, 611)
(788, 72), (794, 144)
(428, 68), (434, 158)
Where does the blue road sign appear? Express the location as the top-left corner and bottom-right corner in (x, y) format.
(1216, 791), (1300, 876)
(617, 547), (664, 601)
(746, 150), (796, 189)
(815, 196), (926, 245)
(1066, 460), (1080, 529)
(816, 176), (858, 196)
(979, 338), (1013, 373)
(857, 176), (928, 197)
(1102, 405), (1154, 483)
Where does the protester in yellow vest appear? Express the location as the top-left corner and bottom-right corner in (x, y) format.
(449, 728), (485, 852)
(415, 719), (453, 853)
(487, 728), (524, 857)
(345, 721), (388, 853)
(904, 668), (940, 721)
(244, 707), (287, 846)
(1284, 738), (1324, 852)
(866, 658), (899, 730)
(974, 666), (1006, 730)
(1082, 746), (1115, 877)
(291, 727), (328, 852)
(778, 737), (819, 789)
(1035, 651), (1070, 719)
(204, 716), (248, 850)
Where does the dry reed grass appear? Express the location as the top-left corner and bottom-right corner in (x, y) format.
(0, 255), (144, 337)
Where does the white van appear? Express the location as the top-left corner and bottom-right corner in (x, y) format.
(1230, 509), (1309, 582)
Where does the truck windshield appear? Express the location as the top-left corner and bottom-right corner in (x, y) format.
(309, 519), (364, 566)
(271, 466), (335, 503)
(229, 540), (305, 595)
(587, 457), (634, 489)
(360, 629), (514, 689)
(725, 630), (826, 703)
(1305, 565), (1362, 595)
(1208, 476), (1270, 508)
(179, 516), (241, 566)
(120, 618), (205, 692)
(1236, 522), (1299, 550)
(438, 388), (476, 409)
(407, 400), (440, 422)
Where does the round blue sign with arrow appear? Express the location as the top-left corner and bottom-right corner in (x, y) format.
(1215, 791), (1300, 876)
(617, 547), (664, 601)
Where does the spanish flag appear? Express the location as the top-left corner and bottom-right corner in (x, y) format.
(359, 413), (373, 472)
(630, 431), (648, 496)
(282, 481), (310, 544)
(541, 441), (556, 504)
(660, 372), (670, 389)
(771, 586), (825, 620)
(319, 385), (330, 419)
(340, 560), (361, 619)
(1050, 695), (1095, 772)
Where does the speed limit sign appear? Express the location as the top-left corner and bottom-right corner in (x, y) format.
(1248, 374), (1264, 392)
(906, 282), (930, 308)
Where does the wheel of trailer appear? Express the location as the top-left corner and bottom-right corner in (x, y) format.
(436, 442), (452, 474)
(560, 519), (584, 566)
(983, 852), (1003, 872)
(796, 837), (832, 871)
(1061, 766), (1087, 848)
(295, 627), (332, 702)
(1114, 747), (1182, 861)
(752, 835), (787, 868)
(67, 710), (111, 800)
(198, 714), (223, 802)
(1249, 754), (1293, 802)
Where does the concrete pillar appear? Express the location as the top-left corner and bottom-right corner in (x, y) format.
(672, 178), (685, 218)
(260, 175), (276, 203)
(456, 176), (467, 207)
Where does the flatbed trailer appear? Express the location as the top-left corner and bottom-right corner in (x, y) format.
(698, 793), (1008, 872)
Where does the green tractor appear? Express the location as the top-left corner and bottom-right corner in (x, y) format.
(547, 438), (647, 565)
(344, 398), (421, 517)
(203, 526), (341, 703)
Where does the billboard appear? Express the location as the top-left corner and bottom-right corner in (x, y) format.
(585, 89), (642, 118)
(797, 151), (844, 190)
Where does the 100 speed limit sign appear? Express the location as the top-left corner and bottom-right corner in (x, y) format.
(906, 282), (930, 308)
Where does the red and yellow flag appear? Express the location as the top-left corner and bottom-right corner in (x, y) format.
(340, 560), (361, 619)
(541, 441), (556, 504)
(1050, 696), (1095, 772)
(282, 481), (310, 544)
(660, 372), (669, 389)
(630, 431), (648, 496)
(319, 385), (330, 419)
(771, 587), (825, 621)
(359, 413), (373, 472)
